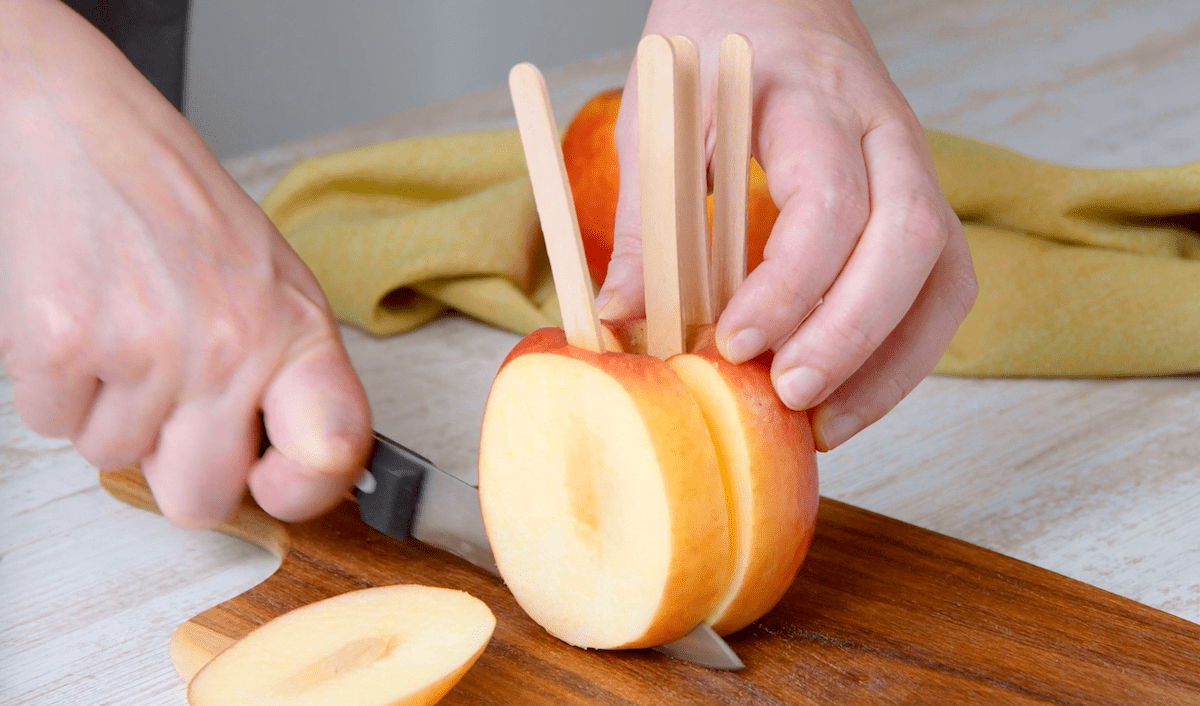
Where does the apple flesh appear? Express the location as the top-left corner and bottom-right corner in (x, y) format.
(478, 327), (733, 650)
(479, 322), (819, 651)
(668, 346), (818, 635)
(187, 585), (495, 706)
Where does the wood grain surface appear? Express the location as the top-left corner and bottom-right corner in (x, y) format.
(100, 466), (1200, 705)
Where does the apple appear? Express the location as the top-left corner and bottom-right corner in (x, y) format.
(187, 585), (495, 706)
(492, 50), (817, 657)
(561, 89), (779, 285)
(478, 327), (733, 650)
(606, 322), (818, 634)
(561, 88), (622, 285)
(478, 322), (818, 648)
(667, 344), (818, 635)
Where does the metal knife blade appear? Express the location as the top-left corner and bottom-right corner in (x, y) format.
(655, 623), (744, 670)
(354, 431), (743, 670)
(355, 432), (497, 575)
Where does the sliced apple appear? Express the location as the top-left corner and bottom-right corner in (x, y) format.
(478, 327), (733, 650)
(606, 320), (819, 634)
(668, 346), (819, 635)
(187, 584), (495, 706)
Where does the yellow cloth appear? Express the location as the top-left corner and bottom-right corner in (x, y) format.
(260, 128), (1200, 378)
(261, 129), (562, 336)
(928, 131), (1200, 376)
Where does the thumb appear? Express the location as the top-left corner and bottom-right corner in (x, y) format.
(249, 339), (373, 522)
(595, 68), (646, 321)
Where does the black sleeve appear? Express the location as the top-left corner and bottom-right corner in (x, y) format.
(63, 0), (191, 110)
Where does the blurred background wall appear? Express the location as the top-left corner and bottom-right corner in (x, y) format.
(184, 0), (650, 158)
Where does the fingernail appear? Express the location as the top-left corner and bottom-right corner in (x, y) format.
(775, 366), (826, 410)
(817, 413), (862, 450)
(723, 327), (767, 363)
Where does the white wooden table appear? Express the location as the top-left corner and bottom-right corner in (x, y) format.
(4, 1), (1200, 703)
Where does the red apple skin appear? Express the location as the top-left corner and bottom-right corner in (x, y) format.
(562, 89), (779, 285)
(561, 88), (622, 285)
(677, 345), (819, 635)
(599, 319), (819, 633)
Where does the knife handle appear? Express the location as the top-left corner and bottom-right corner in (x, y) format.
(354, 432), (430, 539)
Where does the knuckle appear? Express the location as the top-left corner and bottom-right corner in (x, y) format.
(876, 371), (916, 420)
(752, 259), (805, 304)
(109, 321), (171, 386)
(283, 285), (336, 338)
(834, 180), (871, 233)
(195, 310), (256, 383)
(824, 314), (879, 365)
(72, 412), (160, 470)
(189, 279), (336, 387)
(896, 191), (950, 252)
(939, 230), (980, 323)
(608, 230), (643, 262)
(31, 299), (93, 373)
(749, 260), (822, 331)
(953, 259), (980, 320)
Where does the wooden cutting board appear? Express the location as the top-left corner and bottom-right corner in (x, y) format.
(100, 467), (1200, 705)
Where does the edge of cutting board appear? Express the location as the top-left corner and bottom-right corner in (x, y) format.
(99, 466), (1200, 705)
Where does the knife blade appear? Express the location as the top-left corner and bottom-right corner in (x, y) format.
(355, 431), (497, 575)
(355, 431), (744, 671)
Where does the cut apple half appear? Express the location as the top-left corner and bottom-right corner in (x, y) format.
(187, 584), (495, 706)
(478, 327), (733, 650)
(668, 346), (819, 635)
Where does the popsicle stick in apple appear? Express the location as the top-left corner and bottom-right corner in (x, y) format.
(640, 33), (821, 637)
(480, 60), (732, 650)
(481, 36), (818, 655)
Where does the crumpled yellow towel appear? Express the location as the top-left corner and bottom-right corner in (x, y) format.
(260, 128), (1200, 378)
(929, 131), (1200, 376)
(261, 129), (562, 336)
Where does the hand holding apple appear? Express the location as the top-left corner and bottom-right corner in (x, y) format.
(594, 0), (977, 451)
(482, 53), (818, 656)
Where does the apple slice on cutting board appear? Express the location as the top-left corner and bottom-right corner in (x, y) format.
(187, 585), (495, 706)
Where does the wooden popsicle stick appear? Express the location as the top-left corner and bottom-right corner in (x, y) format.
(668, 35), (714, 330)
(637, 35), (686, 359)
(508, 62), (607, 353)
(711, 34), (753, 314)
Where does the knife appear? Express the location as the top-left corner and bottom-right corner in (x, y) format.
(355, 431), (745, 671)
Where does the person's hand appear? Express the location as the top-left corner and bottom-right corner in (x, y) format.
(0, 0), (373, 528)
(597, 0), (977, 451)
